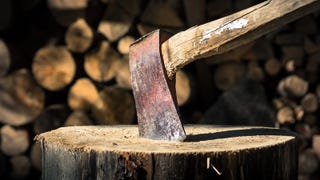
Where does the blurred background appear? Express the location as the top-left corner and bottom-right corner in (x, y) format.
(0, 0), (320, 179)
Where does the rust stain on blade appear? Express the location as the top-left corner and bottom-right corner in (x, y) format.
(129, 30), (186, 141)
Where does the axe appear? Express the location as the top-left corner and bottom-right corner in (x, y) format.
(129, 0), (320, 141)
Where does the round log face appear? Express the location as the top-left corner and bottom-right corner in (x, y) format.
(37, 125), (297, 180)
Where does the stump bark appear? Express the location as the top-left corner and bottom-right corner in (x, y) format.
(36, 125), (297, 180)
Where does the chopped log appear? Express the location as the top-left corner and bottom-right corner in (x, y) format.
(0, 69), (45, 126)
(30, 142), (42, 171)
(36, 125), (298, 179)
(0, 125), (29, 156)
(264, 58), (281, 76)
(301, 93), (318, 113)
(10, 155), (31, 179)
(277, 75), (308, 98)
(84, 41), (120, 82)
(32, 46), (76, 91)
(47, 0), (88, 26)
(176, 70), (192, 106)
(64, 111), (93, 126)
(247, 61), (265, 81)
(299, 149), (319, 175)
(272, 98), (285, 110)
(183, 0), (205, 26)
(277, 106), (295, 124)
(98, 3), (132, 42)
(68, 78), (99, 111)
(115, 57), (131, 89)
(33, 104), (70, 134)
(140, 1), (184, 28)
(92, 86), (135, 124)
(214, 62), (246, 91)
(0, 39), (10, 76)
(117, 36), (135, 55)
(294, 106), (304, 121)
(313, 135), (320, 159)
(65, 18), (93, 53)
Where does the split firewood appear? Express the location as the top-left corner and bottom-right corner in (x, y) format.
(32, 46), (76, 91)
(98, 3), (132, 42)
(64, 111), (93, 126)
(176, 70), (192, 106)
(264, 58), (282, 76)
(84, 41), (120, 82)
(0, 39), (10, 76)
(68, 78), (99, 111)
(0, 125), (29, 156)
(33, 104), (70, 134)
(214, 62), (246, 91)
(313, 135), (320, 159)
(294, 106), (304, 121)
(0, 69), (45, 126)
(272, 98), (285, 110)
(92, 86), (135, 125)
(65, 18), (93, 53)
(247, 61), (265, 81)
(30, 142), (42, 171)
(47, 0), (88, 26)
(117, 36), (135, 55)
(301, 93), (318, 113)
(10, 155), (31, 179)
(183, 0), (205, 26)
(277, 75), (308, 98)
(277, 106), (295, 124)
(115, 57), (131, 89)
(299, 149), (319, 175)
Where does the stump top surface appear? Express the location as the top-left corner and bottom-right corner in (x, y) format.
(36, 125), (296, 153)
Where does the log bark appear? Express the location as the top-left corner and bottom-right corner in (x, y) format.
(65, 18), (93, 53)
(68, 78), (99, 111)
(0, 39), (10, 76)
(0, 69), (45, 126)
(84, 41), (120, 82)
(36, 125), (298, 180)
(92, 86), (135, 124)
(32, 46), (76, 91)
(0, 125), (29, 156)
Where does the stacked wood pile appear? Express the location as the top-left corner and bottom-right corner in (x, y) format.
(0, 0), (319, 179)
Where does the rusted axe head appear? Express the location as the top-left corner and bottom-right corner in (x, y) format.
(129, 30), (186, 141)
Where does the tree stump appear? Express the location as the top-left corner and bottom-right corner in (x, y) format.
(36, 125), (297, 180)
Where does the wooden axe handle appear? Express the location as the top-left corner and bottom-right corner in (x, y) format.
(161, 0), (320, 79)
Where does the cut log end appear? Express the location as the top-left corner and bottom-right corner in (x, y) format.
(36, 125), (297, 180)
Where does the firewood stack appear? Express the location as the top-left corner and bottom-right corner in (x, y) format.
(0, 0), (319, 179)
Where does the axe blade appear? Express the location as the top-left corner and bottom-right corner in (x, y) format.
(129, 30), (186, 141)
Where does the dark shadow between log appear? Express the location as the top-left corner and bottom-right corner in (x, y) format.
(185, 127), (297, 142)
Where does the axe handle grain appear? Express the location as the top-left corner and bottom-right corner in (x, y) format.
(161, 0), (320, 79)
